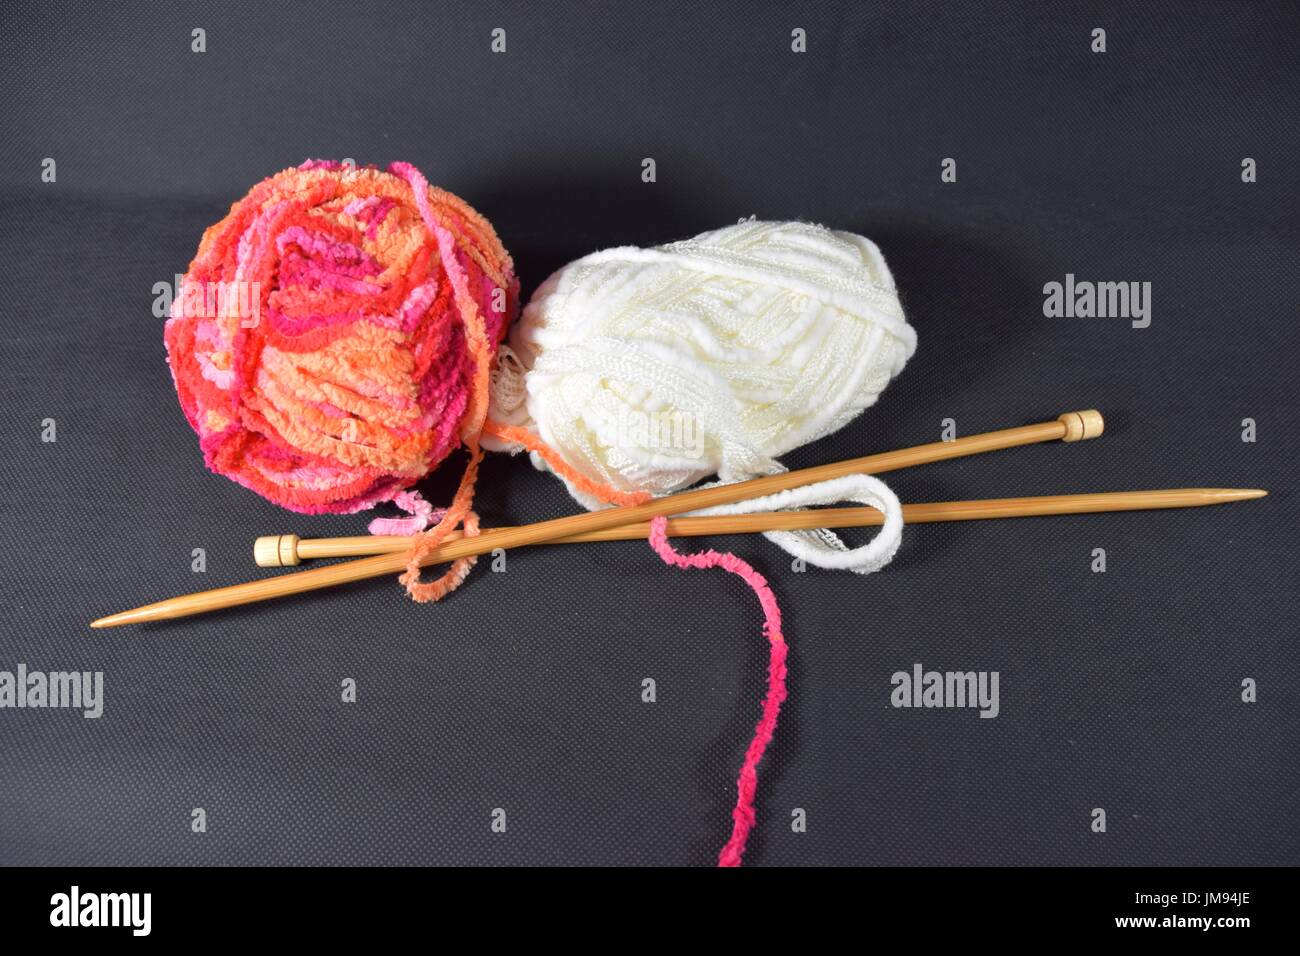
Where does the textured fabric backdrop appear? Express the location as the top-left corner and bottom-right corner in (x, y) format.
(0, 0), (1296, 866)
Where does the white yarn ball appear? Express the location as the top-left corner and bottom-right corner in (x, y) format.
(487, 219), (917, 508)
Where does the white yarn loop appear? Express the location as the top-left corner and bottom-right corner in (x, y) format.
(485, 219), (917, 570)
(687, 473), (905, 575)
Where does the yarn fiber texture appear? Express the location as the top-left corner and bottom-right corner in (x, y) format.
(488, 219), (916, 507)
(165, 160), (518, 515)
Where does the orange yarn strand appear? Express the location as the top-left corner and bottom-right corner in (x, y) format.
(483, 421), (652, 508)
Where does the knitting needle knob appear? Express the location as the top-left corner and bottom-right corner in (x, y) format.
(254, 534), (301, 567)
(1058, 409), (1104, 442)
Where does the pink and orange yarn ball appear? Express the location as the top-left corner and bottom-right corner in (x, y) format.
(164, 160), (518, 514)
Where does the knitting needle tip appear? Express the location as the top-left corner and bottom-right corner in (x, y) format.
(1198, 487), (1267, 501)
(90, 603), (173, 629)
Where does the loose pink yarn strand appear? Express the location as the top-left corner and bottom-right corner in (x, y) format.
(646, 516), (788, 868)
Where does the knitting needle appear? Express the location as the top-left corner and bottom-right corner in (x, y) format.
(91, 410), (1104, 628)
(253, 488), (1268, 565)
(92, 485), (1266, 630)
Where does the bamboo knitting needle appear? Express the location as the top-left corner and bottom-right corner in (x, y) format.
(92, 485), (1266, 630)
(91, 409), (1104, 628)
(254, 488), (1268, 565)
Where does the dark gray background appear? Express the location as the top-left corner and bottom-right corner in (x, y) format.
(0, 0), (1295, 866)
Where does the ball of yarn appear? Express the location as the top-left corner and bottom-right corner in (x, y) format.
(165, 160), (517, 514)
(487, 219), (916, 506)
